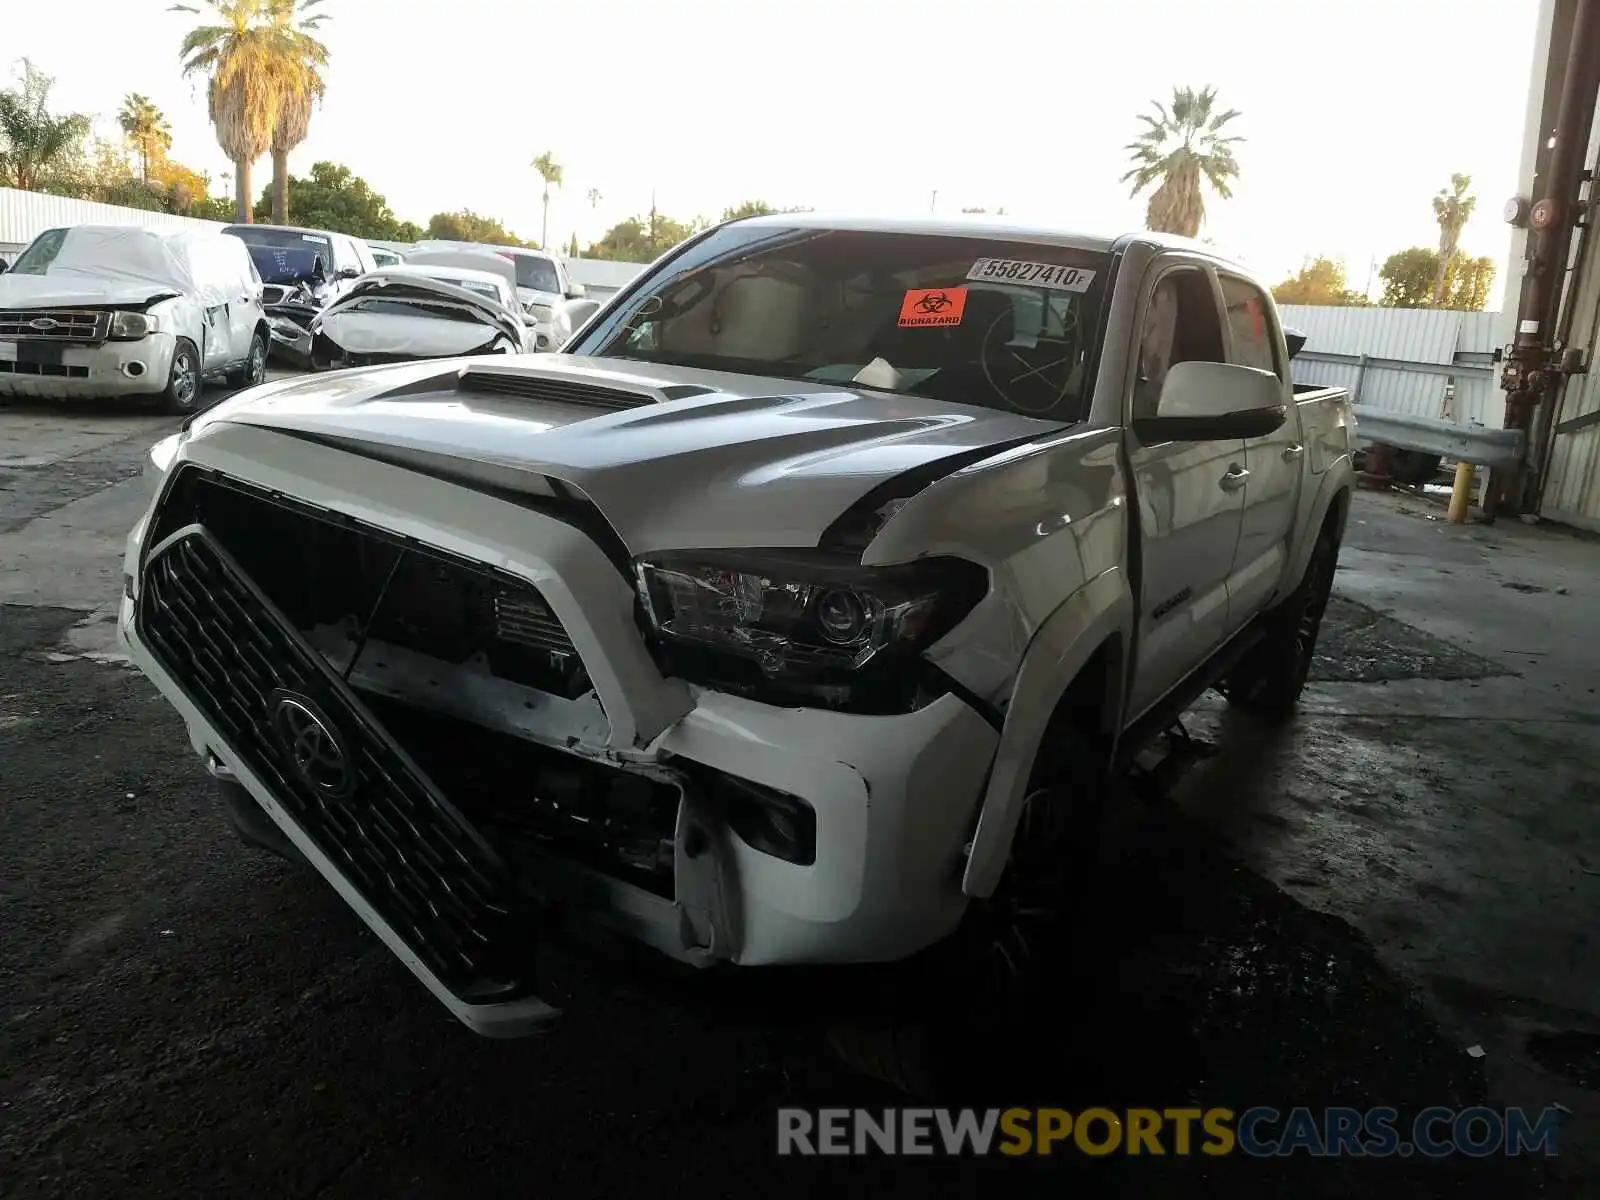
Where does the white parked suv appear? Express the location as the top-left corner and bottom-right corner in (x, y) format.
(119, 215), (1353, 1051)
(0, 225), (268, 411)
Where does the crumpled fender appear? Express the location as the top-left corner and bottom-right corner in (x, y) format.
(960, 567), (1131, 898)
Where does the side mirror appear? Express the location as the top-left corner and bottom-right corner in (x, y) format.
(1283, 327), (1307, 361)
(338, 265), (361, 280)
(1133, 360), (1287, 443)
(565, 282), (587, 299)
(561, 297), (600, 327)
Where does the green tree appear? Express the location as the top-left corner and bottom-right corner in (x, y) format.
(722, 199), (775, 221)
(176, 0), (326, 223)
(0, 60), (91, 191)
(392, 219), (423, 242)
(251, 161), (411, 238)
(1379, 246), (1496, 311)
(1121, 85), (1243, 237)
(264, 0), (331, 225)
(1431, 173), (1476, 304)
(531, 150), (561, 250)
(426, 208), (530, 246)
(117, 93), (172, 183)
(1271, 257), (1371, 306)
(585, 212), (700, 261)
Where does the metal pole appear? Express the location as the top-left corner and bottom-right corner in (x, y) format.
(1497, 0), (1600, 516)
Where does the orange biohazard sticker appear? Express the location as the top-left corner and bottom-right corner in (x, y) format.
(898, 286), (968, 327)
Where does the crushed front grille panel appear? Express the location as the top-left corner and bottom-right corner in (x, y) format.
(137, 529), (536, 1003)
(149, 468), (590, 699)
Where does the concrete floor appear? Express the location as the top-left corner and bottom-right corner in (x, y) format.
(3, 393), (1599, 1194)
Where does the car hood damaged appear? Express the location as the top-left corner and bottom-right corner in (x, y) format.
(188, 355), (1072, 554)
(0, 274), (181, 310)
(313, 275), (524, 360)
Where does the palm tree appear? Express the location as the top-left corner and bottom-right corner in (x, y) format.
(586, 187), (601, 210)
(175, 0), (280, 223)
(264, 0), (330, 225)
(1431, 173), (1476, 305)
(0, 60), (90, 191)
(117, 94), (172, 182)
(531, 151), (562, 250)
(1121, 86), (1243, 238)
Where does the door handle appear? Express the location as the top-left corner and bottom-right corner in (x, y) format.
(1282, 443), (1305, 461)
(1219, 466), (1250, 492)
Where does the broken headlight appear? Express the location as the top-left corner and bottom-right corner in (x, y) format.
(633, 550), (988, 712)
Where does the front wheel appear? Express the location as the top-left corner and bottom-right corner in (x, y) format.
(160, 340), (202, 415)
(1222, 525), (1339, 716)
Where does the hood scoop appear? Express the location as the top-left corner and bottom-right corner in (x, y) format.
(456, 363), (717, 412)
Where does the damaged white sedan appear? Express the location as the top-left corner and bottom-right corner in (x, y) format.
(119, 215), (1352, 1055)
(310, 263), (530, 368)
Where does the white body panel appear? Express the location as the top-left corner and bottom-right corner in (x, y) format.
(120, 216), (1353, 1033)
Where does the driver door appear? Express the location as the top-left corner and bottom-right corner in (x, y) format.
(1123, 261), (1249, 722)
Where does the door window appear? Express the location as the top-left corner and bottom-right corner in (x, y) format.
(1218, 275), (1280, 377)
(1132, 266), (1226, 420)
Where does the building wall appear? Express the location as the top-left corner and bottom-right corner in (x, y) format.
(0, 187), (227, 259)
(1279, 304), (1503, 427)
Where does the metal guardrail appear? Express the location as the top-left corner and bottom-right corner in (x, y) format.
(1352, 406), (1524, 471)
(1298, 347), (1514, 466)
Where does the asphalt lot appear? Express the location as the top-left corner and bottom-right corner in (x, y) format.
(3, 382), (1598, 1197)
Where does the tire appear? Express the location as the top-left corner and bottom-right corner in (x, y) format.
(826, 716), (1110, 1096)
(1222, 524), (1339, 717)
(1388, 449), (1442, 486)
(226, 330), (268, 389)
(160, 339), (203, 415)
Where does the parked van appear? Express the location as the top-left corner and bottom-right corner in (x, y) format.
(0, 225), (268, 412)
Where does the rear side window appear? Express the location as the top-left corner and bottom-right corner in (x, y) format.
(1219, 274), (1280, 378)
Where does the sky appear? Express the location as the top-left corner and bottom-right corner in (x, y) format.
(9, 0), (1542, 307)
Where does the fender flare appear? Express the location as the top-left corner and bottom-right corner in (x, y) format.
(961, 567), (1132, 899)
(1284, 458), (1355, 588)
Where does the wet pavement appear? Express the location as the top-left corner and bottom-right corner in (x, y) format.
(1, 401), (1596, 1196)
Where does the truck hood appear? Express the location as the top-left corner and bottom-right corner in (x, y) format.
(188, 354), (1072, 554)
(0, 274), (181, 309)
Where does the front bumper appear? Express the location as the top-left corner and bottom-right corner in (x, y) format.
(117, 428), (998, 1034)
(0, 333), (174, 399)
(265, 310), (315, 368)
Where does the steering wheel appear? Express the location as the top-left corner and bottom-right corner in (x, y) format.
(978, 300), (1084, 416)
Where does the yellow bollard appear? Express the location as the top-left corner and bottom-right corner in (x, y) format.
(1447, 460), (1475, 524)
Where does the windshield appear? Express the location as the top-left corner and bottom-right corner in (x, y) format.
(8, 228), (69, 276)
(512, 254), (560, 293)
(243, 243), (325, 284)
(429, 276), (501, 301)
(571, 226), (1113, 421)
(224, 226), (332, 252)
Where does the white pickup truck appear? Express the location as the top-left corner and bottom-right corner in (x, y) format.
(119, 215), (1353, 1063)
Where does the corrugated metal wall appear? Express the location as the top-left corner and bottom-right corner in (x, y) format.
(1278, 304), (1504, 427)
(0, 187), (226, 254)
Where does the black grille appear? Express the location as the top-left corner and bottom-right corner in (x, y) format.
(0, 362), (89, 378)
(0, 308), (108, 342)
(456, 369), (654, 411)
(136, 529), (536, 1003)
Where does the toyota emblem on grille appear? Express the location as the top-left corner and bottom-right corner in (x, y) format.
(268, 690), (355, 799)
(28, 317), (59, 332)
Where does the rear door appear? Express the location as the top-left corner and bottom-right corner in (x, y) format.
(1123, 259), (1249, 722)
(190, 240), (234, 371)
(1218, 272), (1304, 625)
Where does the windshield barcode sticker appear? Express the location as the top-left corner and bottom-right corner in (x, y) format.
(967, 259), (1096, 292)
(302, 234), (330, 244)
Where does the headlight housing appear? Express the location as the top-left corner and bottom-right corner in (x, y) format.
(109, 311), (159, 340)
(633, 550), (988, 712)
